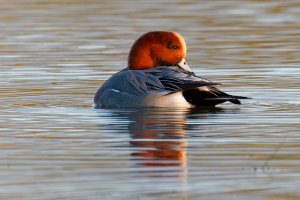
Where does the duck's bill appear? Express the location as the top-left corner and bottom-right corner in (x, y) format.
(177, 58), (192, 72)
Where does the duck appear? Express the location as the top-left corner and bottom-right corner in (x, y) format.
(94, 31), (249, 108)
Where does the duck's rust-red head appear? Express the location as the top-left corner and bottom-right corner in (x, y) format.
(128, 31), (191, 72)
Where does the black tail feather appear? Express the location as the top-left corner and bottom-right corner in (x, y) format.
(182, 87), (250, 107)
(229, 99), (241, 105)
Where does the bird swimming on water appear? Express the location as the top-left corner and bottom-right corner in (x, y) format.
(94, 31), (249, 108)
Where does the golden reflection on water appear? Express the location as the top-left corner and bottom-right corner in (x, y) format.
(130, 109), (187, 167)
(129, 109), (188, 187)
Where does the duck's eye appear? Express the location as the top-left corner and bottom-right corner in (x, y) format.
(167, 43), (179, 50)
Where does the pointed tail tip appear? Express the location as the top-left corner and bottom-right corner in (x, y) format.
(229, 95), (251, 104)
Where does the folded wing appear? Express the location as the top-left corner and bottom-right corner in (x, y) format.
(95, 66), (249, 107)
(144, 66), (250, 106)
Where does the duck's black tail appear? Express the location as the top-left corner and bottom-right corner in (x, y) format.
(182, 86), (250, 107)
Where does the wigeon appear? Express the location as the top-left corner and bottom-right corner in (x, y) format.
(94, 31), (249, 108)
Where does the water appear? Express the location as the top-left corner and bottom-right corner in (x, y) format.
(1, 0), (300, 199)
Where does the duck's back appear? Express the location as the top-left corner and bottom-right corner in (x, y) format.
(94, 68), (166, 108)
(94, 66), (248, 108)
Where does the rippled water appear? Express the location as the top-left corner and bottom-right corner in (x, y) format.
(1, 0), (300, 199)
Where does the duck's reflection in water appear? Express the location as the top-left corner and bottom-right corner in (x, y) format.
(100, 107), (226, 198)
(127, 108), (189, 183)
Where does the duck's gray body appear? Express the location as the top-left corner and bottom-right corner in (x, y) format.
(94, 66), (248, 108)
